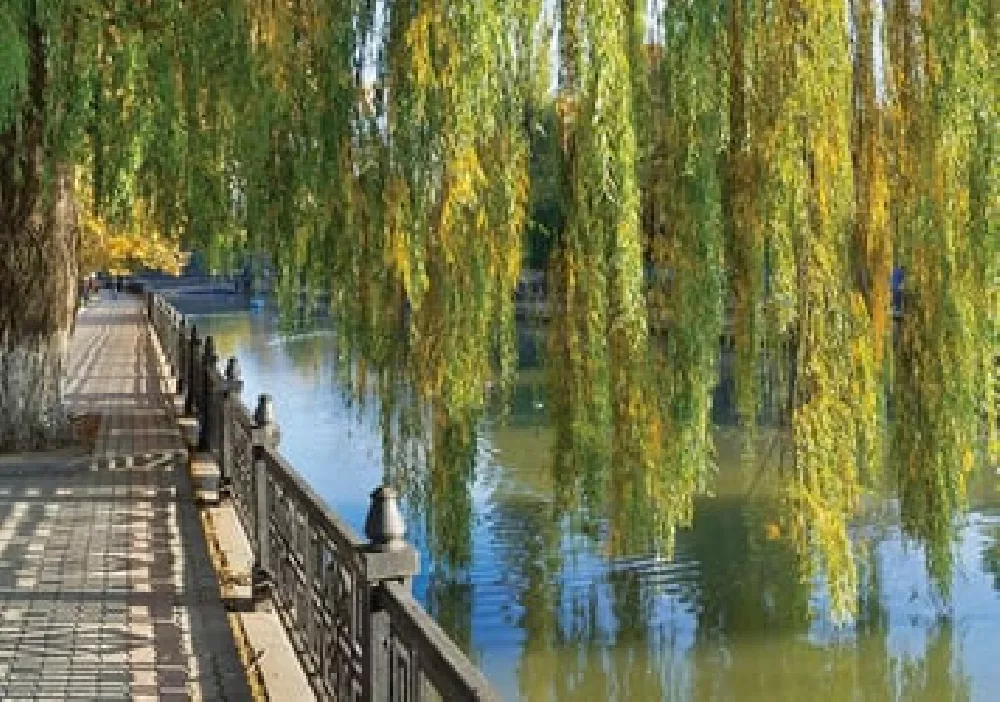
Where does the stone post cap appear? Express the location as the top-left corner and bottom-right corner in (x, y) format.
(204, 335), (218, 363)
(363, 485), (419, 582)
(254, 394), (276, 425)
(253, 394), (280, 445)
(224, 357), (243, 396)
(365, 486), (408, 553)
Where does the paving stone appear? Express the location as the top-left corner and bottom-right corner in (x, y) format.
(0, 299), (252, 701)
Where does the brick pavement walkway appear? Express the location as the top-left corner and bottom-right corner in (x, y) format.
(0, 298), (251, 700)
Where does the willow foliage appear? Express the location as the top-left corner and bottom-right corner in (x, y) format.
(7, 0), (995, 615)
(547, 0), (712, 556)
(637, 2), (727, 555)
(886, 0), (996, 591)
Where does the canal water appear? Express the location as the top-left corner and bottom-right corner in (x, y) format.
(178, 296), (1000, 701)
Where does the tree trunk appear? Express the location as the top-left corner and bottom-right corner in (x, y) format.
(0, 168), (78, 452)
(0, 7), (78, 452)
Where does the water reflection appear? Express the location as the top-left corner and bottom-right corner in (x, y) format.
(688, 494), (809, 639)
(419, 412), (477, 570)
(426, 575), (476, 656)
(182, 303), (994, 701)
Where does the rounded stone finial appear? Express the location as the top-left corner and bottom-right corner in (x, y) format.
(204, 335), (217, 363)
(254, 394), (276, 426)
(225, 357), (242, 382)
(253, 394), (280, 446)
(364, 485), (407, 552)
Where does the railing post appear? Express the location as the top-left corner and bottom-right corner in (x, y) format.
(362, 486), (420, 701)
(185, 325), (200, 416)
(251, 394), (280, 603)
(165, 307), (177, 380)
(151, 296), (172, 393)
(173, 311), (182, 368)
(221, 357), (243, 498)
(198, 336), (218, 453)
(177, 317), (187, 398)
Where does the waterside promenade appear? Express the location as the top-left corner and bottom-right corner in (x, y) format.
(0, 293), (496, 701)
(0, 299), (251, 700)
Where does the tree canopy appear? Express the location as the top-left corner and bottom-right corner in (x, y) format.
(0, 0), (996, 619)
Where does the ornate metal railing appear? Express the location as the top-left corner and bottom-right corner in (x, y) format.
(144, 291), (497, 702)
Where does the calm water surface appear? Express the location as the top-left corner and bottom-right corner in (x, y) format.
(180, 298), (1000, 702)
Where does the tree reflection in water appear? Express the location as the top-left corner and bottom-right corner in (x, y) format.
(473, 420), (973, 701)
(182, 309), (980, 701)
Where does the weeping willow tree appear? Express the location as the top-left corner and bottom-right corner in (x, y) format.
(886, 0), (996, 590)
(547, 0), (685, 553)
(722, 0), (993, 617)
(219, 0), (539, 570)
(0, 1), (177, 447)
(378, 0), (532, 453)
(2, 0), (995, 622)
(0, 0), (255, 449)
(712, 0), (876, 618)
(233, 0), (990, 622)
(635, 2), (727, 554)
(1, 1), (82, 448)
